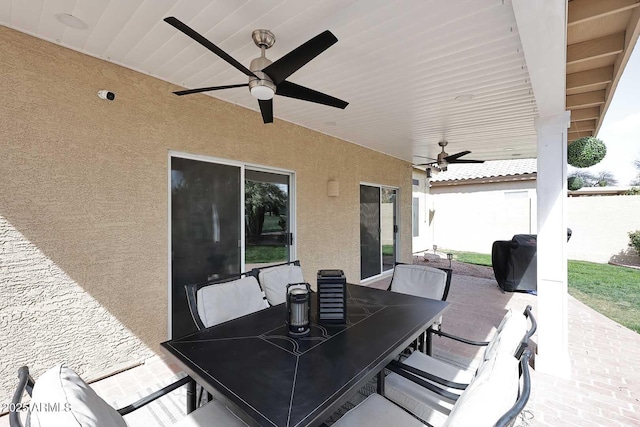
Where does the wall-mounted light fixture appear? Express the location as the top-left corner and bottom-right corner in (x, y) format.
(327, 180), (339, 197)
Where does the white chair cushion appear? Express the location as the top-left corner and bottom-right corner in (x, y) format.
(258, 264), (305, 305)
(483, 310), (528, 362)
(444, 352), (519, 427)
(392, 351), (475, 392)
(385, 370), (454, 427)
(172, 399), (248, 427)
(197, 276), (268, 328)
(330, 393), (426, 427)
(391, 265), (447, 300)
(27, 364), (127, 427)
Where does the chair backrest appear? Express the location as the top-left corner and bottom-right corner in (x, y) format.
(444, 349), (532, 427)
(252, 260), (304, 306)
(11, 365), (127, 427)
(388, 264), (452, 301)
(185, 272), (268, 330)
(483, 305), (536, 365)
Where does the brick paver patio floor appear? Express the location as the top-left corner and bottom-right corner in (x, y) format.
(3, 270), (639, 426)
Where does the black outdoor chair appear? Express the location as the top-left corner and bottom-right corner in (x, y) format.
(9, 365), (246, 427)
(325, 348), (533, 427)
(184, 270), (268, 331)
(387, 262), (453, 354)
(251, 260), (305, 305)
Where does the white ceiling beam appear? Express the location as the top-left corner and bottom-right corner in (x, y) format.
(568, 0), (640, 26)
(512, 0), (567, 117)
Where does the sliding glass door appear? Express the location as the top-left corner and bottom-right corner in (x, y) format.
(171, 157), (241, 338)
(244, 170), (292, 270)
(170, 155), (295, 338)
(360, 184), (398, 280)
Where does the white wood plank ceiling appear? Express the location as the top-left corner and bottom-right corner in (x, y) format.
(0, 0), (538, 163)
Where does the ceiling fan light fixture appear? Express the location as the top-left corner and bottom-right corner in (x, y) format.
(454, 94), (474, 102)
(55, 13), (88, 30)
(250, 85), (275, 100)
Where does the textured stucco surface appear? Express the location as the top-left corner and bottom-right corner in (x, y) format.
(0, 27), (412, 404)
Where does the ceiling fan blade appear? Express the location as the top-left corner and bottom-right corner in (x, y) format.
(262, 31), (338, 85)
(448, 159), (485, 164)
(276, 81), (348, 109)
(164, 17), (256, 78)
(173, 83), (248, 96)
(415, 163), (436, 166)
(258, 99), (273, 124)
(443, 151), (471, 162)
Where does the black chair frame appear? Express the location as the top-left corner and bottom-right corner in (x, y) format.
(388, 262), (453, 353)
(384, 348), (532, 427)
(390, 305), (536, 395)
(10, 366), (194, 427)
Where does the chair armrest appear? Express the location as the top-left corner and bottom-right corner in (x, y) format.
(10, 367), (34, 427)
(428, 329), (490, 347)
(116, 376), (191, 416)
(388, 360), (468, 390)
(386, 363), (461, 402)
(495, 349), (532, 427)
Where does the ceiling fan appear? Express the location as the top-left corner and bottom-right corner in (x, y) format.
(164, 17), (348, 124)
(415, 141), (484, 172)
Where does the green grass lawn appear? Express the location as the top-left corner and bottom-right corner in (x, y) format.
(245, 245), (286, 263)
(443, 249), (640, 333)
(382, 244), (394, 256)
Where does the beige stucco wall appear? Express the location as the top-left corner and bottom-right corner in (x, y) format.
(568, 195), (640, 264)
(0, 27), (412, 404)
(428, 180), (537, 254)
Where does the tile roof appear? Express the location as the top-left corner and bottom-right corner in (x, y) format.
(429, 158), (537, 182)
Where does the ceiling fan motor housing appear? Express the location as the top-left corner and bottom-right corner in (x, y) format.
(249, 56), (276, 97)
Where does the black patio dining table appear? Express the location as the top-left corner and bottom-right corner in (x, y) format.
(161, 283), (449, 427)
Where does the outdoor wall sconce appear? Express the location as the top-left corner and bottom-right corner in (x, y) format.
(447, 253), (453, 268)
(327, 180), (339, 197)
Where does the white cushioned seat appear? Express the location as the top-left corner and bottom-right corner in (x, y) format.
(444, 352), (519, 427)
(330, 393), (426, 427)
(26, 364), (248, 427)
(172, 399), (247, 427)
(385, 308), (528, 421)
(258, 264), (305, 305)
(390, 264), (447, 300)
(27, 364), (127, 427)
(197, 276), (268, 328)
(483, 309), (528, 362)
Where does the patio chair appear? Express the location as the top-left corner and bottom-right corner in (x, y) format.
(383, 306), (535, 424)
(251, 260), (305, 305)
(387, 263), (453, 353)
(185, 272), (269, 331)
(328, 348), (533, 427)
(9, 364), (247, 427)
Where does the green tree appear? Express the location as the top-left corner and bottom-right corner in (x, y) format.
(245, 182), (287, 242)
(567, 175), (584, 191)
(595, 171), (617, 187)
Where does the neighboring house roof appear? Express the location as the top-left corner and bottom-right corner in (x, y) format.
(568, 186), (634, 197)
(429, 158), (537, 185)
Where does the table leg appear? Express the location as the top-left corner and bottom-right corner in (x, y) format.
(186, 379), (196, 414)
(377, 370), (385, 395)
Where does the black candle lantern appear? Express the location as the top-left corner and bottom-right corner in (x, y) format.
(286, 283), (311, 337)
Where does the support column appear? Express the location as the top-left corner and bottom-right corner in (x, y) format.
(535, 112), (571, 378)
